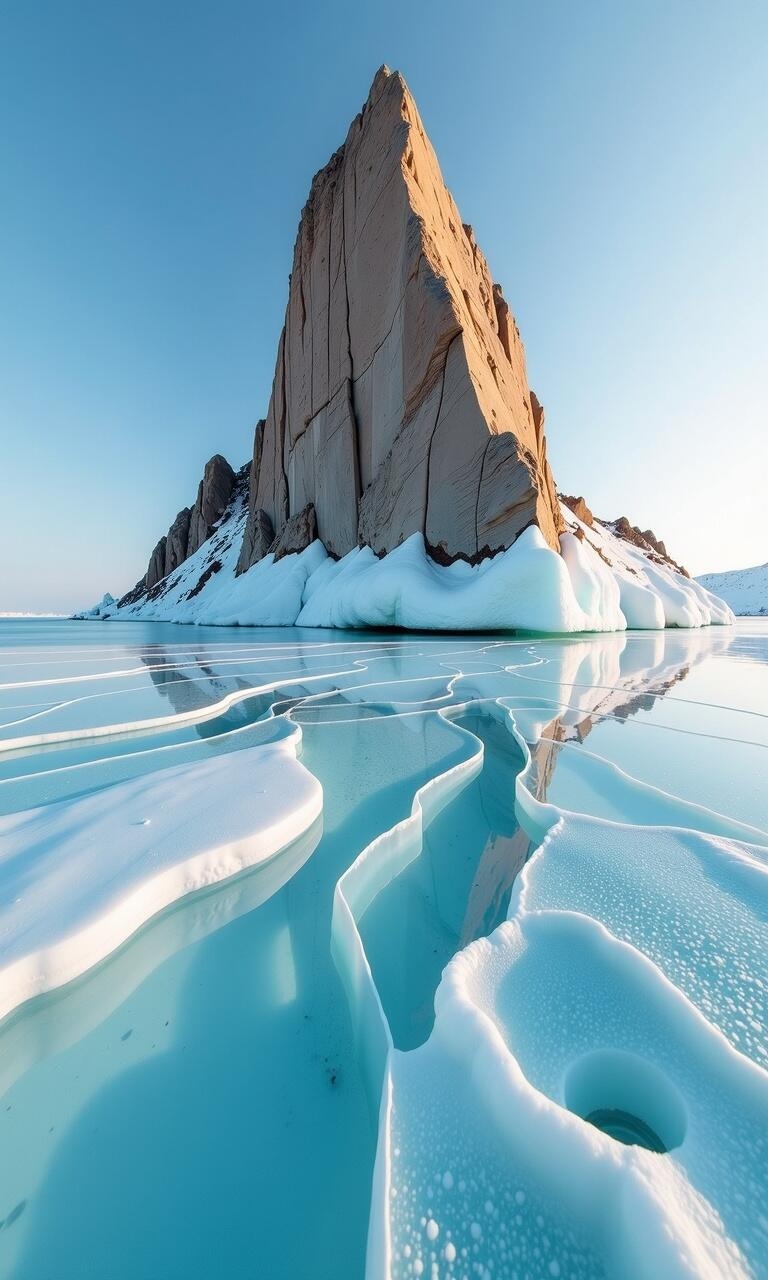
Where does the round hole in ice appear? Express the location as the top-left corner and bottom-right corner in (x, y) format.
(563, 1049), (687, 1153)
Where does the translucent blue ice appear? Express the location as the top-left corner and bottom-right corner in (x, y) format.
(0, 617), (766, 1279)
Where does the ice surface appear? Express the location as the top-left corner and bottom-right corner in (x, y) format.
(0, 618), (766, 1279)
(433, 912), (768, 1278)
(326, 622), (768, 1278)
(385, 1045), (607, 1280)
(518, 819), (768, 1066)
(0, 676), (488, 1280)
(0, 731), (321, 1020)
(359, 711), (530, 1050)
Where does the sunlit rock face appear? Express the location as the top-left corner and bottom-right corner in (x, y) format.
(102, 66), (732, 633)
(237, 64), (563, 571)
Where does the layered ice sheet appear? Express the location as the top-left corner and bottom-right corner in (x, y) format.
(322, 623), (768, 1279)
(79, 490), (732, 632)
(517, 817), (768, 1067)
(0, 619), (766, 1279)
(0, 731), (322, 1020)
(429, 912), (768, 1279)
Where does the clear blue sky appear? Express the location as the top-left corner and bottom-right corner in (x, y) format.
(1, 0), (765, 611)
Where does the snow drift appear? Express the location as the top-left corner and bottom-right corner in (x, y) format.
(78, 489), (732, 633)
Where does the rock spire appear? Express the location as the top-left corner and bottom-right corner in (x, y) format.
(237, 65), (562, 572)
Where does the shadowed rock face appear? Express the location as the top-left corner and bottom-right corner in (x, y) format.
(270, 504), (317, 562)
(143, 454), (237, 590)
(164, 507), (192, 578)
(240, 506), (274, 567)
(187, 454), (237, 557)
(237, 64), (563, 573)
(146, 537), (168, 591)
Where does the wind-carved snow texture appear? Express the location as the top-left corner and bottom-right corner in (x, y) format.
(79, 490), (733, 632)
(0, 622), (766, 1280)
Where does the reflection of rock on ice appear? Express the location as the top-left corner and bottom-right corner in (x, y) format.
(1, 620), (765, 1280)
(342, 629), (768, 1280)
(356, 708), (531, 1052)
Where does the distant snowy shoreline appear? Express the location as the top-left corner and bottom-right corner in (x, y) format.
(696, 563), (768, 617)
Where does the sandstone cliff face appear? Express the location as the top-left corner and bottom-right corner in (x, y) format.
(560, 494), (595, 528)
(99, 68), (731, 633)
(237, 65), (562, 573)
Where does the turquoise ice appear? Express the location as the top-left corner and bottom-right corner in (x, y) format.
(0, 618), (765, 1279)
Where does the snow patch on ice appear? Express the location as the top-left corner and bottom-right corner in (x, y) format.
(435, 911), (767, 1278)
(0, 729), (322, 1022)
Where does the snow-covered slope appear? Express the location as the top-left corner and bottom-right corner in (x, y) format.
(78, 592), (116, 619)
(696, 563), (768, 616)
(77, 486), (732, 632)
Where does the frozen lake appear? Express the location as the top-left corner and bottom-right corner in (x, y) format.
(0, 618), (766, 1279)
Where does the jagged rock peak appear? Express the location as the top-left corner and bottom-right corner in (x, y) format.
(144, 453), (236, 589)
(237, 64), (563, 573)
(608, 516), (689, 577)
(146, 536), (167, 591)
(188, 454), (237, 557)
(560, 494), (595, 527)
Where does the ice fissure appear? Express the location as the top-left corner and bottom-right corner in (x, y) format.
(2, 625), (766, 1278)
(324, 636), (768, 1280)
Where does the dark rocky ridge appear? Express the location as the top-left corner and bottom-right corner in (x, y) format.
(144, 454), (236, 591)
(605, 516), (689, 578)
